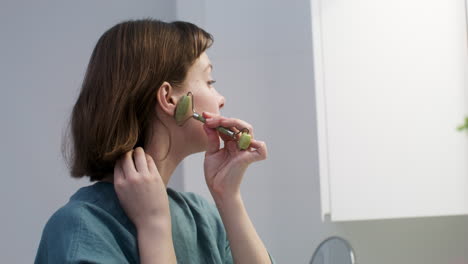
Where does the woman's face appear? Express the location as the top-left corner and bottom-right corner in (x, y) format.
(178, 52), (225, 151)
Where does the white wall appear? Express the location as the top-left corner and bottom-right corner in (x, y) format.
(0, 1), (180, 263)
(178, 0), (468, 263)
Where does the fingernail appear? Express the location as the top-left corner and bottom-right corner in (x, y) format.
(205, 118), (213, 122)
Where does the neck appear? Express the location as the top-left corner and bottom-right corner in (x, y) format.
(101, 115), (191, 187)
(146, 123), (184, 187)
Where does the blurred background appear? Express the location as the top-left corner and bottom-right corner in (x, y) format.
(1, 0), (468, 263)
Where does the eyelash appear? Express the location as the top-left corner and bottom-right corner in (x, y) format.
(208, 80), (217, 86)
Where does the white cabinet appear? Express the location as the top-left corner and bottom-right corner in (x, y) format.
(310, 0), (468, 221)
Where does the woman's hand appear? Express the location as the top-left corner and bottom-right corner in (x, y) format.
(202, 112), (268, 202)
(114, 147), (177, 263)
(113, 147), (171, 229)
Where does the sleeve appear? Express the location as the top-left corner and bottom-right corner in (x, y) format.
(193, 194), (277, 264)
(34, 203), (134, 264)
(224, 241), (277, 264)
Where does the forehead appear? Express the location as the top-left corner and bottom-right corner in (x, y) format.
(183, 52), (212, 87)
(192, 52), (211, 72)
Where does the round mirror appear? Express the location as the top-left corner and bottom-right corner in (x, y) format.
(310, 236), (356, 264)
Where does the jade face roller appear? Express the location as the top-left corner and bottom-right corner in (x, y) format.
(174, 91), (252, 150)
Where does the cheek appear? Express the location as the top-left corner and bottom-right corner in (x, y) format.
(193, 92), (218, 113)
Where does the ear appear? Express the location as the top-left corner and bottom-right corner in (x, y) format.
(156, 82), (178, 116)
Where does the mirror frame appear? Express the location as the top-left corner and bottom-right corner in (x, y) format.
(310, 236), (356, 264)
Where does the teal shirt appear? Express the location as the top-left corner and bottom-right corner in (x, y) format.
(35, 182), (275, 264)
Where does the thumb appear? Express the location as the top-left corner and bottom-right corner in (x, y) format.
(202, 111), (215, 118)
(203, 124), (220, 154)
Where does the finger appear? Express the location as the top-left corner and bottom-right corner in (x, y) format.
(145, 154), (158, 176)
(219, 132), (235, 142)
(204, 116), (254, 138)
(226, 140), (239, 153)
(213, 125), (239, 142)
(114, 159), (125, 185)
(203, 124), (220, 154)
(121, 150), (137, 176)
(202, 111), (217, 118)
(246, 139), (268, 161)
(202, 112), (241, 139)
(133, 147), (149, 174)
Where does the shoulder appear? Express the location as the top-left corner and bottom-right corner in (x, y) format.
(43, 201), (87, 235)
(42, 199), (132, 240)
(39, 201), (109, 246)
(36, 201), (135, 263)
(35, 201), (94, 263)
(45, 200), (106, 229)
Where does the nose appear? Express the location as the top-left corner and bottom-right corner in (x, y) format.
(219, 95), (225, 109)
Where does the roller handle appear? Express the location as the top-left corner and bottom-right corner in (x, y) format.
(193, 113), (236, 138)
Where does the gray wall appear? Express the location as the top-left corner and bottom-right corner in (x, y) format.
(0, 1), (180, 263)
(2, 0), (468, 263)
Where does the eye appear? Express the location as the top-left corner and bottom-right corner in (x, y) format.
(207, 79), (217, 86)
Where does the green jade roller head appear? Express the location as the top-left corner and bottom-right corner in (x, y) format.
(174, 92), (252, 150)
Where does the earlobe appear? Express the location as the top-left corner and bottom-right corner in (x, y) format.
(157, 82), (177, 116)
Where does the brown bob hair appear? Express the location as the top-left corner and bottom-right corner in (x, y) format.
(61, 18), (213, 182)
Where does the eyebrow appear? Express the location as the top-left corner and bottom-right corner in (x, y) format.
(204, 64), (213, 72)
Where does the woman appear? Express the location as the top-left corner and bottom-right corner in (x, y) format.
(35, 19), (275, 264)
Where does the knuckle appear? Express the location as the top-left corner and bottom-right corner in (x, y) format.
(127, 175), (140, 184)
(211, 184), (224, 194)
(153, 174), (163, 183)
(114, 179), (125, 188)
(140, 174), (151, 183)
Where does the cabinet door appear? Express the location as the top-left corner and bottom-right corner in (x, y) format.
(311, 0), (468, 221)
